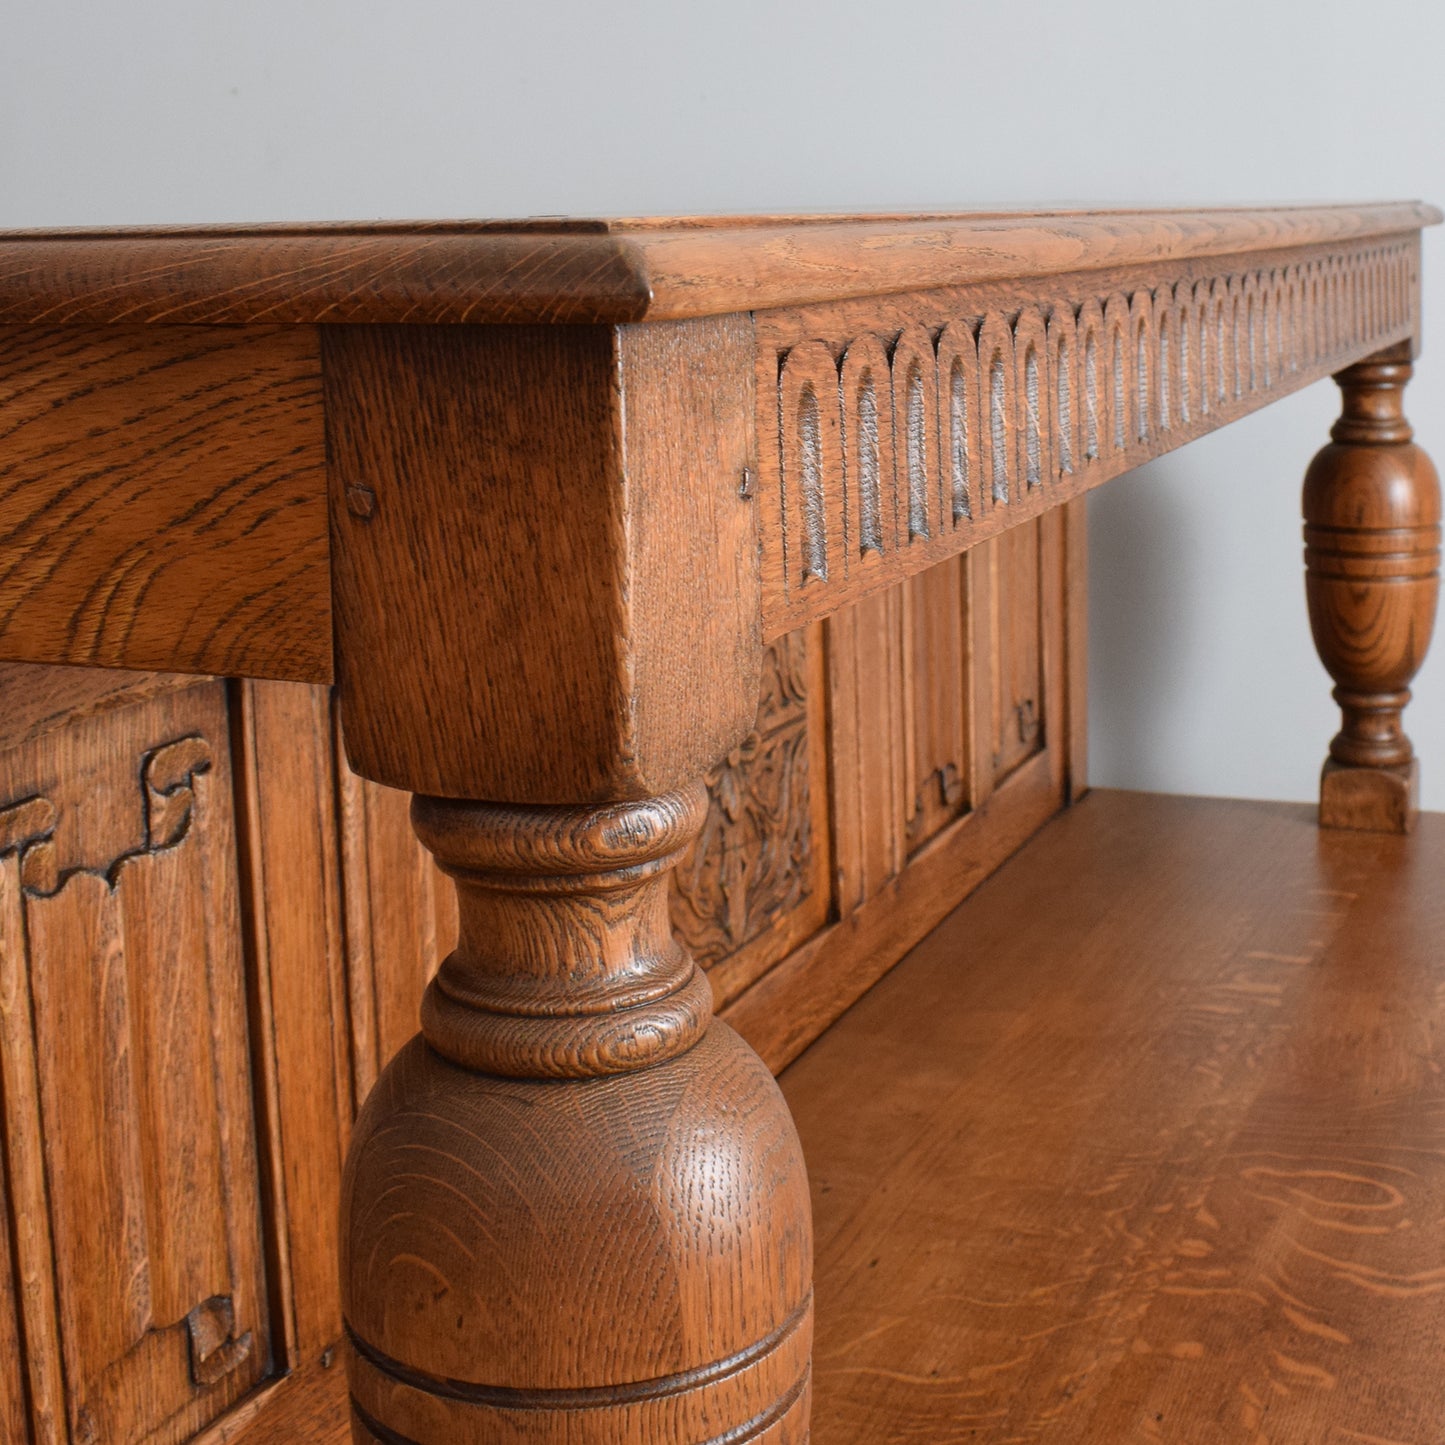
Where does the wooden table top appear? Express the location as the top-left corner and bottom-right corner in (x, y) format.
(0, 201), (1436, 790)
(0, 203), (1435, 324)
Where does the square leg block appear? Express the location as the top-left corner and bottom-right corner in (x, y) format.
(1319, 758), (1419, 834)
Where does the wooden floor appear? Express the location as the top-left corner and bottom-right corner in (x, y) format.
(782, 789), (1445, 1443)
(247, 789), (1445, 1444)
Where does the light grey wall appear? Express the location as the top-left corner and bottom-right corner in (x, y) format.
(3, 0), (1440, 806)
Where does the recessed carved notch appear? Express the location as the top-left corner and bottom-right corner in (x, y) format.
(186, 1296), (253, 1387)
(143, 735), (212, 849)
(905, 762), (966, 845)
(1016, 698), (1041, 745)
(0, 793), (59, 894)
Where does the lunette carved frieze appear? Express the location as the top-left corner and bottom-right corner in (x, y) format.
(763, 236), (1421, 634)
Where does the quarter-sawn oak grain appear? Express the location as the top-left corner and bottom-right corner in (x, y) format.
(0, 204), (1433, 325)
(324, 318), (759, 803)
(0, 324), (330, 680)
(342, 789), (813, 1445)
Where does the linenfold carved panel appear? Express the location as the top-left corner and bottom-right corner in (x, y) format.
(762, 236), (1420, 633)
(0, 683), (268, 1445)
(671, 632), (816, 970)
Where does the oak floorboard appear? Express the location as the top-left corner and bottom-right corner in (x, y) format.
(781, 789), (1445, 1443)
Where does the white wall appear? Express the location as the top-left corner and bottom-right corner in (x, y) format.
(2, 0), (1440, 807)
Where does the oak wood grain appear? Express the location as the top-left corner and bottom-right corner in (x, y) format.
(335, 747), (455, 1103)
(782, 789), (1445, 1442)
(757, 236), (1425, 634)
(0, 661), (202, 754)
(0, 325), (330, 681)
(159, 782), (1445, 1442)
(342, 788), (813, 1444)
(672, 627), (833, 1011)
(1063, 496), (1090, 802)
(321, 306), (813, 1445)
(325, 318), (759, 802)
(0, 1166), (27, 1444)
(726, 508), (1075, 1070)
(192, 1354), (347, 1445)
(1304, 343), (1441, 832)
(724, 747), (1062, 1072)
(0, 205), (1434, 325)
(0, 682), (268, 1444)
(0, 202), (1434, 1445)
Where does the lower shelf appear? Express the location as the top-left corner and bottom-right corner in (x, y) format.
(239, 788), (1445, 1443)
(783, 788), (1445, 1441)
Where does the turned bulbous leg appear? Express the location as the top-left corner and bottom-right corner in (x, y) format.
(1303, 343), (1441, 832)
(341, 786), (813, 1444)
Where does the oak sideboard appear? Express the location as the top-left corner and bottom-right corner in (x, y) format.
(0, 206), (1439, 1444)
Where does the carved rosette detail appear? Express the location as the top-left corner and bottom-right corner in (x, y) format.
(671, 633), (814, 967)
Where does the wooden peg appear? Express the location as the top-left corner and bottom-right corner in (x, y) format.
(1303, 342), (1441, 832)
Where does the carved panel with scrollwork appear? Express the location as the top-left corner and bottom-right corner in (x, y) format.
(0, 683), (268, 1445)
